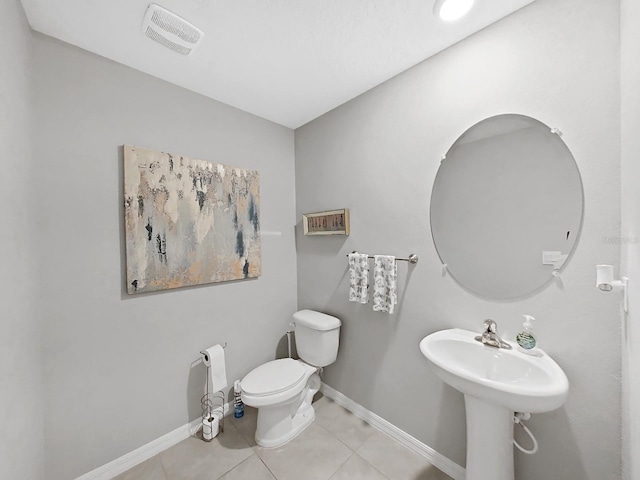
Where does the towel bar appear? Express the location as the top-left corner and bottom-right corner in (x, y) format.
(346, 252), (419, 264)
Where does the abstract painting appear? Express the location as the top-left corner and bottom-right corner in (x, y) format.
(123, 145), (261, 294)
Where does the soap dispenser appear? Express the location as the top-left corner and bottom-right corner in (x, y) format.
(516, 315), (542, 356)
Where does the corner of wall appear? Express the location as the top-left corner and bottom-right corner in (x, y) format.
(0, 1), (45, 479)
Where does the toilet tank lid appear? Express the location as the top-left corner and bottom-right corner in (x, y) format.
(294, 310), (341, 331)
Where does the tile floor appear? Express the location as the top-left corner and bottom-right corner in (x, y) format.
(114, 395), (453, 480)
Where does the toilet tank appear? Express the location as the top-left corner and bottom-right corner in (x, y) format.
(293, 310), (341, 367)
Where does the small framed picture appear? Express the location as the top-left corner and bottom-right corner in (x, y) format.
(303, 209), (350, 236)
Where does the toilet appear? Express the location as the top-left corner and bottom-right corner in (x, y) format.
(240, 309), (341, 448)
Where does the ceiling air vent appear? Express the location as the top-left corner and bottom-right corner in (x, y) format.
(142, 4), (204, 56)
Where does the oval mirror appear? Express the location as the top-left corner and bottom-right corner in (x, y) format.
(430, 114), (583, 300)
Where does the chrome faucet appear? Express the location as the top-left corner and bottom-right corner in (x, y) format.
(475, 319), (512, 349)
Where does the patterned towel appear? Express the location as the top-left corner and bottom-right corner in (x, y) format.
(373, 255), (397, 314)
(348, 253), (370, 304)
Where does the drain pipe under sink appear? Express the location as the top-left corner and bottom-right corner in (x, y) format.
(513, 412), (539, 454)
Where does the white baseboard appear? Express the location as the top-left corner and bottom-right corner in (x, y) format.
(320, 383), (466, 480)
(77, 386), (464, 480)
(75, 403), (230, 480)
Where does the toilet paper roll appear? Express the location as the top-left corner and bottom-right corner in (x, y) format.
(201, 345), (228, 393)
(202, 413), (220, 441)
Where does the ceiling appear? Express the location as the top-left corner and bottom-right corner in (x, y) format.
(20, 0), (535, 128)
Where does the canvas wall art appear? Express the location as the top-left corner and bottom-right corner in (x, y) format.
(123, 145), (261, 294)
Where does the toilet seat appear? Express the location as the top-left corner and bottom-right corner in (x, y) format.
(241, 358), (316, 408)
(242, 358), (306, 397)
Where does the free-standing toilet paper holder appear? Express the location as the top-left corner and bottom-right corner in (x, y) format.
(200, 343), (227, 442)
(201, 388), (224, 441)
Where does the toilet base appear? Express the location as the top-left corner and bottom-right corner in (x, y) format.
(254, 372), (321, 448)
(255, 401), (315, 448)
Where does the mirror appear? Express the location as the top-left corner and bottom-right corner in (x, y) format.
(430, 114), (583, 300)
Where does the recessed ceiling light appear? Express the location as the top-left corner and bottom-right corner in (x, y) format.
(433, 0), (475, 22)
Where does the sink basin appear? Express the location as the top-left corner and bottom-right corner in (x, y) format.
(419, 328), (568, 413)
(420, 328), (569, 480)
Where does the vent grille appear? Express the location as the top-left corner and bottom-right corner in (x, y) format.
(145, 27), (193, 56)
(142, 4), (204, 56)
(150, 9), (201, 44)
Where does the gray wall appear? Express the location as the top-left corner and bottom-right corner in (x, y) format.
(31, 36), (298, 479)
(621, 0), (640, 478)
(0, 1), (44, 479)
(295, 0), (621, 479)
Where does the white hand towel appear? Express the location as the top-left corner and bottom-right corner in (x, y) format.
(202, 345), (228, 393)
(348, 252), (370, 304)
(373, 255), (397, 314)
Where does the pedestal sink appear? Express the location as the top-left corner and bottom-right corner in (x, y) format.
(419, 328), (569, 480)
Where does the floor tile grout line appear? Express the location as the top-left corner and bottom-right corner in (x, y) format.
(157, 450), (169, 480)
(314, 421), (356, 452)
(321, 385), (460, 479)
(316, 406), (393, 480)
(319, 398), (446, 480)
(218, 421), (259, 479)
(216, 453), (242, 480)
(326, 451), (356, 480)
(353, 452), (392, 480)
(314, 403), (391, 480)
(314, 416), (374, 454)
(254, 452), (278, 480)
(215, 453), (265, 480)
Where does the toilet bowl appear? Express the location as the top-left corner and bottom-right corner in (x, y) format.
(241, 358), (321, 447)
(240, 310), (341, 448)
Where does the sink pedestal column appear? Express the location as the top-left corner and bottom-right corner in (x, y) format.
(464, 395), (514, 480)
